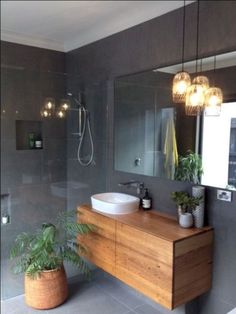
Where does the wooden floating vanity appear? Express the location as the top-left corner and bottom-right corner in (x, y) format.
(77, 205), (213, 310)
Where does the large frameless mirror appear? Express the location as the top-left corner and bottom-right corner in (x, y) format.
(114, 51), (236, 190)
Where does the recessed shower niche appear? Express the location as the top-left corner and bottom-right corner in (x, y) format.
(15, 120), (43, 150)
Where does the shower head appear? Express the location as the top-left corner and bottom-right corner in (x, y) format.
(67, 92), (82, 106)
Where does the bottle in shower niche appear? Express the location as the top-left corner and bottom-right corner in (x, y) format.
(28, 132), (35, 149)
(35, 134), (43, 149)
(142, 188), (152, 210)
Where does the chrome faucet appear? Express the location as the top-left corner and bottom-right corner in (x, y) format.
(118, 180), (144, 195)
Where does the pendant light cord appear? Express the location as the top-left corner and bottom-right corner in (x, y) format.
(181, 0), (186, 72)
(213, 55), (216, 86)
(195, 0), (200, 73)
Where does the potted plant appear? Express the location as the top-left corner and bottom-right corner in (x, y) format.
(171, 191), (202, 228)
(171, 191), (189, 220)
(174, 150), (203, 184)
(10, 210), (94, 310)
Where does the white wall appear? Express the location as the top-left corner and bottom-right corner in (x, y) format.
(201, 102), (236, 188)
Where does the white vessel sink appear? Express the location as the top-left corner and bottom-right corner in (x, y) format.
(91, 192), (140, 215)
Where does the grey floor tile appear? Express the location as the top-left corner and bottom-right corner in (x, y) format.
(48, 280), (130, 314)
(134, 304), (163, 314)
(1, 295), (49, 314)
(94, 273), (145, 310)
(1, 272), (186, 314)
(198, 291), (234, 314)
(143, 298), (185, 314)
(2, 279), (131, 314)
(92, 272), (185, 314)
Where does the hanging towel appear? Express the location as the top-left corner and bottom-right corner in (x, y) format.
(163, 116), (178, 179)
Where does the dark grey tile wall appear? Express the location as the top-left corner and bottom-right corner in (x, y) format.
(66, 1), (236, 82)
(65, 79), (108, 277)
(1, 41), (65, 73)
(1, 42), (67, 299)
(66, 79), (108, 207)
(66, 2), (236, 314)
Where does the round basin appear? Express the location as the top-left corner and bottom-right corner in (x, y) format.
(91, 192), (140, 215)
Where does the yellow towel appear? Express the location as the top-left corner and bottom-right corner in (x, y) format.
(163, 116), (178, 179)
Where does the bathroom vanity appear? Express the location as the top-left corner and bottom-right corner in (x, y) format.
(77, 205), (213, 310)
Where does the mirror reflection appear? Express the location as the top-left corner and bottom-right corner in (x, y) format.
(114, 51), (236, 190)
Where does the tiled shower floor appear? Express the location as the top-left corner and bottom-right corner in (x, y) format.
(1, 270), (173, 314)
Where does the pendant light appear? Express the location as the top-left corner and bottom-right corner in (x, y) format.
(204, 56), (223, 116)
(56, 99), (70, 119)
(185, 0), (206, 116)
(193, 59), (209, 92)
(60, 99), (70, 111)
(172, 0), (191, 103)
(40, 97), (55, 118)
(185, 84), (205, 115)
(41, 97), (70, 119)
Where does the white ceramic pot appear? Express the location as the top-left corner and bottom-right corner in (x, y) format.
(179, 212), (193, 228)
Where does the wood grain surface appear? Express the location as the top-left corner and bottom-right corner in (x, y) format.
(78, 205), (116, 275)
(77, 205), (213, 310)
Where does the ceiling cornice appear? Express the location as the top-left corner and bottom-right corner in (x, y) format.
(1, 29), (65, 52)
(1, 1), (195, 52)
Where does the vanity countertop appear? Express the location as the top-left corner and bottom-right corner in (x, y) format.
(78, 205), (213, 243)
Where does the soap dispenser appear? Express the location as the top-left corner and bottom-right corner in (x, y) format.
(141, 188), (152, 210)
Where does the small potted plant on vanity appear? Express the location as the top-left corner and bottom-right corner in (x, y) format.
(10, 211), (93, 310)
(171, 191), (202, 228)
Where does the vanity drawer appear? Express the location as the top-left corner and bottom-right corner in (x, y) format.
(77, 206), (116, 275)
(173, 231), (213, 307)
(115, 222), (173, 309)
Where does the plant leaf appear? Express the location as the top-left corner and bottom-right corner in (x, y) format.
(10, 210), (92, 278)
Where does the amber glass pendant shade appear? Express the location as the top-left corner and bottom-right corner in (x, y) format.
(44, 97), (55, 110)
(192, 75), (209, 92)
(56, 109), (66, 119)
(172, 71), (191, 103)
(40, 108), (52, 118)
(41, 97), (55, 118)
(204, 87), (223, 116)
(185, 84), (205, 116)
(60, 99), (70, 111)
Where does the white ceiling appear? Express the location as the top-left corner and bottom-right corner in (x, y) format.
(1, 1), (194, 52)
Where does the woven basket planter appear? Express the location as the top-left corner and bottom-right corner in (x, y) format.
(25, 266), (68, 310)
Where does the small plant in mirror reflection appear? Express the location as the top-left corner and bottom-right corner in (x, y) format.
(174, 150), (203, 184)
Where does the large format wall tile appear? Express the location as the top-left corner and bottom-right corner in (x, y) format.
(1, 42), (67, 300)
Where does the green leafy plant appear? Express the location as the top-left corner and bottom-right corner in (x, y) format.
(10, 211), (94, 278)
(171, 191), (189, 211)
(171, 191), (202, 213)
(175, 150), (203, 184)
(186, 195), (203, 212)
